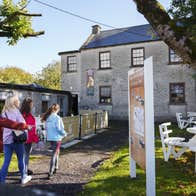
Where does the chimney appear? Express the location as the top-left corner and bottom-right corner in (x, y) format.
(92, 25), (101, 34)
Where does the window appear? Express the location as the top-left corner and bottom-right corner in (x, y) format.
(169, 49), (183, 64)
(99, 51), (111, 69)
(42, 101), (48, 113)
(170, 83), (185, 104)
(131, 47), (144, 66)
(99, 86), (112, 104)
(67, 56), (77, 72)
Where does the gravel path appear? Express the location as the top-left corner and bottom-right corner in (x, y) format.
(6, 120), (128, 196)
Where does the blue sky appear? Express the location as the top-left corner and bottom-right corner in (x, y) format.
(0, 0), (170, 74)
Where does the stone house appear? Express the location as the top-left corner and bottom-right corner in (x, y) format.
(0, 83), (72, 117)
(59, 24), (196, 121)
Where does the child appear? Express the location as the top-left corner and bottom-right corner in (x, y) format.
(41, 104), (67, 179)
(21, 97), (39, 175)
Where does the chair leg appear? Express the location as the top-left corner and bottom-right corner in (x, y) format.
(162, 144), (168, 162)
(166, 145), (186, 160)
(175, 147), (187, 159)
(182, 121), (189, 129)
(171, 147), (179, 160)
(165, 145), (173, 161)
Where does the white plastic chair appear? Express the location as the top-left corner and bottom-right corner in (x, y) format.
(159, 122), (187, 161)
(187, 112), (196, 126)
(176, 113), (189, 129)
(188, 136), (196, 173)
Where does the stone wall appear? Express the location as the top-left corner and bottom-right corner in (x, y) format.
(60, 41), (196, 121)
(0, 89), (69, 117)
(61, 52), (81, 94)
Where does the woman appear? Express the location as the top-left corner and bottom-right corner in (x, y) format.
(20, 97), (39, 175)
(42, 104), (67, 179)
(0, 93), (32, 184)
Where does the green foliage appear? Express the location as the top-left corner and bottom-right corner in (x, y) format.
(168, 0), (196, 19)
(34, 61), (61, 90)
(0, 0), (43, 45)
(168, 0), (196, 42)
(0, 62), (61, 90)
(0, 66), (33, 84)
(80, 125), (196, 196)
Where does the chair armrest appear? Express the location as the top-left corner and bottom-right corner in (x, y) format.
(186, 135), (196, 147)
(164, 137), (185, 146)
(162, 130), (172, 135)
(161, 122), (171, 126)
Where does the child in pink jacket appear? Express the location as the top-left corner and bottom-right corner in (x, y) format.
(21, 97), (39, 175)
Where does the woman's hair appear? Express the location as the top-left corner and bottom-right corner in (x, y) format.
(41, 103), (60, 121)
(2, 91), (19, 113)
(20, 97), (33, 114)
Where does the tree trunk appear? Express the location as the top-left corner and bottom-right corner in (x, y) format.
(133, 0), (196, 68)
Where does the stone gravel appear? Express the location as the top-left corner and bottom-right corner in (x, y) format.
(6, 120), (128, 196)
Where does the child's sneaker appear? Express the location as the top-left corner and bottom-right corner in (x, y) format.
(21, 175), (32, 184)
(47, 173), (53, 180)
(53, 168), (58, 174)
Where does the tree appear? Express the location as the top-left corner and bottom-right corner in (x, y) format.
(34, 61), (61, 90)
(133, 0), (196, 68)
(0, 0), (44, 45)
(0, 66), (33, 84)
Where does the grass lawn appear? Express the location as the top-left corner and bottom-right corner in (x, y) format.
(80, 125), (196, 196)
(0, 153), (41, 172)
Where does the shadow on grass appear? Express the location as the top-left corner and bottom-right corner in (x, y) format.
(79, 158), (196, 196)
(79, 175), (146, 196)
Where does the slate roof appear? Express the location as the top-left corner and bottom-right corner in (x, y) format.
(81, 24), (160, 49)
(0, 82), (71, 95)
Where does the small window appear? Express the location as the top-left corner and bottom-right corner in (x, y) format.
(131, 47), (144, 66)
(169, 49), (183, 64)
(99, 86), (112, 104)
(99, 51), (111, 69)
(170, 83), (185, 104)
(42, 101), (48, 113)
(67, 56), (77, 72)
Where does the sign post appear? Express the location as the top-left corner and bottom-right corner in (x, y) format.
(128, 56), (155, 196)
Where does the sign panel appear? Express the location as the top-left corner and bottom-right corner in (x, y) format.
(128, 57), (155, 196)
(86, 69), (94, 96)
(129, 68), (145, 169)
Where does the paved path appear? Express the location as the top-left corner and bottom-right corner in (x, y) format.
(5, 120), (128, 196)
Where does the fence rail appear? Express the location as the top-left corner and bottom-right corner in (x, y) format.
(61, 110), (108, 143)
(62, 116), (80, 143)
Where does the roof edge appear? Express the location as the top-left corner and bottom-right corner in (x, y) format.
(58, 50), (80, 56)
(0, 82), (71, 96)
(79, 33), (96, 50)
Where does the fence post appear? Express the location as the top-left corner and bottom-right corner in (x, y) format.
(94, 112), (97, 134)
(79, 114), (82, 140)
